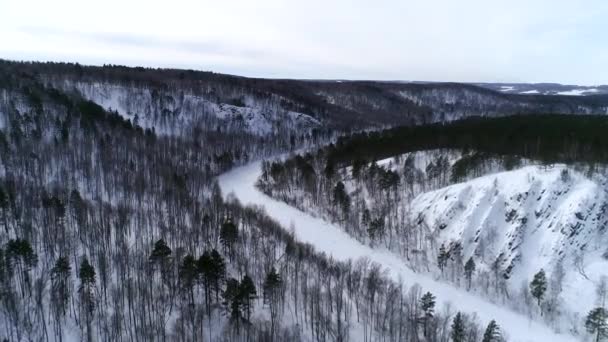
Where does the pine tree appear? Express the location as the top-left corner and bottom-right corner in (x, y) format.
(333, 182), (350, 215)
(367, 217), (384, 243)
(420, 291), (436, 337)
(451, 312), (466, 342)
(239, 275), (257, 324)
(220, 219), (238, 258)
(438, 244), (449, 275)
(482, 320), (502, 342)
(223, 278), (243, 331)
(530, 269), (547, 310)
(586, 307), (608, 342)
(149, 239), (172, 263)
(464, 257), (476, 290)
(78, 257), (96, 342)
(210, 249), (226, 301)
(198, 251), (213, 313)
(179, 254), (198, 304)
(51, 256), (72, 317)
(264, 266), (283, 340)
(79, 258), (95, 279)
(149, 239), (172, 284)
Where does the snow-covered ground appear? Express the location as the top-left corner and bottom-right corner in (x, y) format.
(411, 165), (608, 317)
(47, 80), (320, 136)
(557, 89), (599, 96)
(218, 160), (578, 342)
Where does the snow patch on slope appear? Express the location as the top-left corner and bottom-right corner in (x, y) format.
(557, 89), (599, 96)
(410, 165), (608, 317)
(49, 80), (320, 136)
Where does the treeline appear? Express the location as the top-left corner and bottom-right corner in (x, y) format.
(327, 115), (608, 167)
(5, 59), (608, 132)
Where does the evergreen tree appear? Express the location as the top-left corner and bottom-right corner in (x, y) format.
(482, 320), (502, 342)
(79, 257), (96, 293)
(6, 238), (38, 271)
(223, 278), (243, 331)
(149, 239), (172, 263)
(333, 182), (350, 216)
(51, 256), (71, 317)
(451, 312), (466, 342)
(586, 307), (608, 342)
(179, 254), (198, 303)
(239, 275), (257, 324)
(78, 257), (96, 342)
(149, 239), (172, 283)
(438, 244), (449, 275)
(210, 249), (226, 301)
(198, 251), (214, 312)
(420, 291), (436, 337)
(530, 269), (547, 310)
(464, 257), (476, 290)
(264, 266), (283, 340)
(220, 219), (238, 258)
(367, 217), (384, 243)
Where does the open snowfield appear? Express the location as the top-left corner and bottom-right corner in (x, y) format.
(218, 160), (578, 342)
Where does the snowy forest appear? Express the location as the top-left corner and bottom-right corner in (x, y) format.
(1, 60), (608, 341)
(257, 117), (608, 341)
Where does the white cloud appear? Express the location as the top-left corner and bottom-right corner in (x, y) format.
(0, 0), (606, 84)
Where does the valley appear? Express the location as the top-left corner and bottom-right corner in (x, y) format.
(219, 159), (579, 342)
(1, 60), (607, 341)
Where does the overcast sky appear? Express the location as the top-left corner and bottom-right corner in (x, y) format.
(1, 0), (607, 84)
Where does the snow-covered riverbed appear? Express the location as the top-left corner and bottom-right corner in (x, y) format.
(217, 160), (578, 342)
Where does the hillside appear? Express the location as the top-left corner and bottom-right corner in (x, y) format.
(411, 164), (608, 316)
(4, 60), (608, 134)
(0, 60), (513, 341)
(258, 117), (608, 339)
(2, 59), (608, 341)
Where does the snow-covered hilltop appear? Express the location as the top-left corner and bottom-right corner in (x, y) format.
(476, 83), (608, 96)
(48, 80), (321, 136)
(411, 164), (608, 318)
(258, 139), (608, 339)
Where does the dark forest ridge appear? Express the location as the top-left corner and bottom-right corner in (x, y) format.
(3, 59), (608, 132)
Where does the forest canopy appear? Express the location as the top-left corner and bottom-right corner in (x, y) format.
(327, 114), (608, 166)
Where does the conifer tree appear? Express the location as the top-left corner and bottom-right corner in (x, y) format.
(179, 254), (198, 304)
(239, 275), (257, 324)
(464, 257), (476, 290)
(78, 257), (96, 342)
(420, 291), (436, 337)
(149, 239), (172, 283)
(264, 266), (283, 340)
(530, 269), (547, 310)
(586, 307), (608, 342)
(210, 249), (226, 301)
(482, 320), (502, 342)
(198, 251), (213, 313)
(450, 312), (466, 342)
(51, 256), (71, 317)
(223, 278), (243, 331)
(220, 219), (238, 259)
(438, 244), (449, 275)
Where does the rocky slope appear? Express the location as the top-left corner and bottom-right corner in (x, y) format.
(411, 164), (608, 316)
